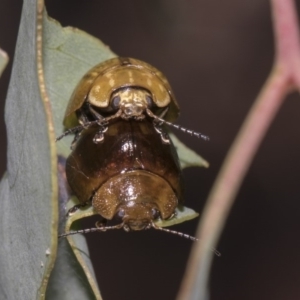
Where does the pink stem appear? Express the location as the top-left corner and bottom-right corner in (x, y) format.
(177, 0), (300, 299)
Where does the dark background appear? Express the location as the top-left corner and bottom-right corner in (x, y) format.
(1, 1), (300, 300)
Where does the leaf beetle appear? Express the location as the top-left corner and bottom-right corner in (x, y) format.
(58, 57), (213, 244)
(63, 57), (179, 128)
(58, 57), (208, 144)
(64, 118), (183, 232)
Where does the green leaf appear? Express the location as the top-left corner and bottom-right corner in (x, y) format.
(46, 160), (100, 300)
(0, 48), (8, 77)
(0, 1), (58, 299)
(170, 133), (209, 169)
(155, 206), (199, 227)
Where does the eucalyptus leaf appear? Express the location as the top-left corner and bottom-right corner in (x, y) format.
(170, 133), (209, 169)
(0, 48), (8, 77)
(0, 1), (58, 299)
(46, 158), (99, 300)
(156, 206), (199, 227)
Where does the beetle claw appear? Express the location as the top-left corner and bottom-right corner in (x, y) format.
(92, 126), (108, 144)
(70, 129), (84, 149)
(93, 132), (105, 144)
(153, 124), (171, 144)
(66, 200), (91, 217)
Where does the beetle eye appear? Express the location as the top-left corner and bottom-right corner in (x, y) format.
(111, 96), (121, 109)
(145, 95), (153, 108)
(151, 208), (160, 219)
(117, 208), (125, 220)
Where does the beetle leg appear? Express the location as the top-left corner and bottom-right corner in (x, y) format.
(95, 219), (108, 229)
(70, 127), (84, 150)
(91, 109), (123, 144)
(93, 125), (108, 144)
(88, 104), (105, 121)
(66, 199), (92, 217)
(153, 123), (171, 144)
(76, 110), (90, 127)
(77, 104), (105, 126)
(148, 107), (171, 143)
(146, 107), (168, 127)
(101, 109), (122, 124)
(165, 211), (177, 220)
(158, 107), (169, 120)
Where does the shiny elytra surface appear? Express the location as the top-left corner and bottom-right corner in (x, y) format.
(66, 118), (183, 222)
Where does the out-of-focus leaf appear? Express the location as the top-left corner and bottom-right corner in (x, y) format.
(0, 1), (58, 299)
(0, 48), (8, 77)
(170, 133), (209, 169)
(156, 206), (199, 227)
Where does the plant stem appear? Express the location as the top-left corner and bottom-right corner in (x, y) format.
(177, 0), (300, 299)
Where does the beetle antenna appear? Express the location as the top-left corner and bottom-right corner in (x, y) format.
(151, 223), (221, 256)
(56, 125), (84, 142)
(58, 223), (124, 238)
(55, 121), (104, 142)
(56, 110), (124, 142)
(146, 109), (209, 141)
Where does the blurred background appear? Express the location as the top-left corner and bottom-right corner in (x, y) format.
(1, 1), (300, 299)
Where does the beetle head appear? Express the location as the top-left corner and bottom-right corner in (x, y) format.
(92, 171), (178, 231)
(111, 88), (152, 118)
(116, 202), (160, 231)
